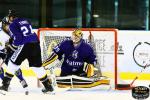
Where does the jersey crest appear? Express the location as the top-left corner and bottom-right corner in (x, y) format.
(72, 50), (78, 59)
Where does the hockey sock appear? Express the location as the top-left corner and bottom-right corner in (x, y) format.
(15, 68), (24, 81)
(15, 69), (28, 88)
(0, 67), (4, 79)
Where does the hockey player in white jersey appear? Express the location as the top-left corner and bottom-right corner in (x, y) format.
(0, 17), (28, 90)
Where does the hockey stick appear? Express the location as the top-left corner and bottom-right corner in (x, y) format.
(0, 60), (4, 68)
(0, 52), (6, 68)
(130, 64), (148, 86)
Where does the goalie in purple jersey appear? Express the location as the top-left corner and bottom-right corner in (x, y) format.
(43, 29), (97, 77)
(0, 9), (54, 93)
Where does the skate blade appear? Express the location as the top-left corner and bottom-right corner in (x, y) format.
(43, 90), (55, 95)
(0, 90), (6, 95)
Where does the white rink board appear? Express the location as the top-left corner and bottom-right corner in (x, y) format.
(1, 29), (150, 74)
(118, 30), (150, 73)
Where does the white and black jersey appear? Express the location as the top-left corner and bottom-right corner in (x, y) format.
(0, 22), (10, 50)
(0, 22), (12, 64)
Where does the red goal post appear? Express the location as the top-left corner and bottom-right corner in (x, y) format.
(37, 28), (131, 90)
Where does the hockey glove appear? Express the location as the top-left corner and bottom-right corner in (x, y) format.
(83, 63), (94, 77)
(0, 49), (7, 59)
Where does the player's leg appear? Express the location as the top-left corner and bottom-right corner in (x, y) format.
(5, 49), (28, 88)
(28, 42), (54, 93)
(31, 67), (54, 92)
(0, 51), (7, 80)
(0, 45), (25, 91)
(0, 61), (18, 91)
(15, 69), (28, 88)
(0, 67), (4, 79)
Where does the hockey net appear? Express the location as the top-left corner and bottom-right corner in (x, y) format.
(37, 28), (131, 90)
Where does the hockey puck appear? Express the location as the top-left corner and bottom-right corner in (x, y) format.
(25, 91), (29, 95)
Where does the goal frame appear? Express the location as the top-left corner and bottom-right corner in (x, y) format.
(37, 28), (131, 90)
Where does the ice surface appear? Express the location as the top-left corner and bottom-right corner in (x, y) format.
(0, 77), (150, 100)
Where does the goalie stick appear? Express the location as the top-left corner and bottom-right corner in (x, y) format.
(130, 64), (148, 86)
(88, 30), (102, 77)
(115, 42), (150, 90)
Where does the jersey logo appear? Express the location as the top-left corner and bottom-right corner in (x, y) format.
(72, 50), (78, 59)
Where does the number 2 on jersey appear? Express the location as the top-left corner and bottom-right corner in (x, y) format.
(21, 25), (34, 36)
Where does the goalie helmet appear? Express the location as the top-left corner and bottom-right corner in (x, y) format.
(72, 28), (83, 37)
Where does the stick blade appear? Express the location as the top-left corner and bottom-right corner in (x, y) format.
(116, 84), (133, 90)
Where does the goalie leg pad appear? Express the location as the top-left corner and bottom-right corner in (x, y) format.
(56, 75), (110, 88)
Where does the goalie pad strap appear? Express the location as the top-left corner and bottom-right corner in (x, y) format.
(42, 52), (58, 67)
(56, 75), (93, 85)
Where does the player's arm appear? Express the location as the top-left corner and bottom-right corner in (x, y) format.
(42, 52), (58, 67)
(9, 22), (22, 47)
(1, 17), (17, 52)
(42, 40), (65, 67)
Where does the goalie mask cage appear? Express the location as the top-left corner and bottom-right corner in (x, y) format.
(37, 28), (132, 90)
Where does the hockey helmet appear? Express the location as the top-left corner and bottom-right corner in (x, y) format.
(1, 17), (9, 25)
(7, 9), (18, 18)
(72, 29), (83, 37)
